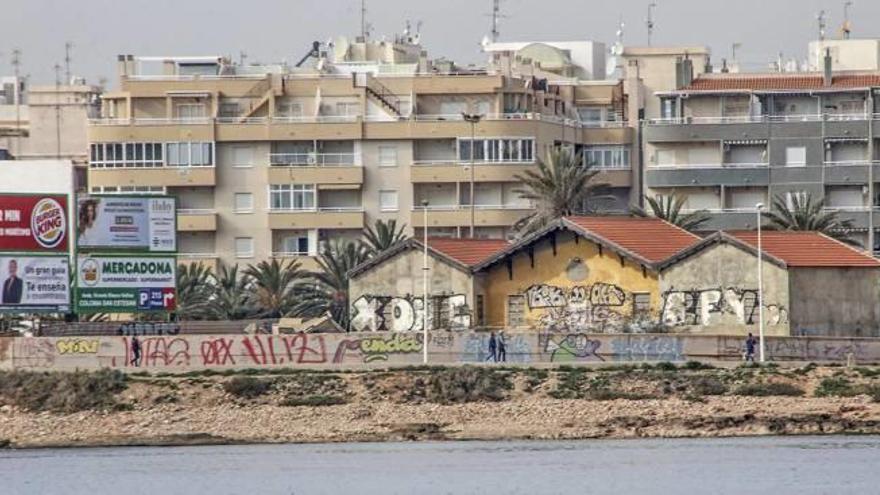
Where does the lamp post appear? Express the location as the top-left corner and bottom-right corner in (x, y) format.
(756, 202), (766, 363)
(462, 113), (483, 238)
(422, 199), (429, 364)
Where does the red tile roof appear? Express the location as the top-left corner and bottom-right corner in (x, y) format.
(426, 237), (511, 267)
(680, 73), (880, 92)
(729, 231), (880, 268)
(564, 216), (701, 264)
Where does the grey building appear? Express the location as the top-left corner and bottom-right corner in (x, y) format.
(643, 55), (880, 253)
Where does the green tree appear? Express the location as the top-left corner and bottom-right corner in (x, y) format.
(363, 218), (408, 256)
(295, 239), (371, 329)
(175, 262), (215, 320)
(762, 193), (860, 246)
(637, 194), (711, 232)
(243, 259), (308, 318)
(206, 263), (254, 320)
(512, 148), (611, 236)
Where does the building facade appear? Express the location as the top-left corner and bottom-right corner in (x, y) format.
(87, 38), (636, 270)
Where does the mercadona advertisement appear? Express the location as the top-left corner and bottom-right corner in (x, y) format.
(76, 256), (176, 313)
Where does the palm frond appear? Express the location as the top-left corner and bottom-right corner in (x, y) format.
(762, 193), (860, 246)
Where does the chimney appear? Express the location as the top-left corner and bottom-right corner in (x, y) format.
(127, 55), (136, 77)
(675, 55), (695, 88)
(117, 55), (128, 77)
(704, 56), (713, 74)
(823, 48), (833, 87)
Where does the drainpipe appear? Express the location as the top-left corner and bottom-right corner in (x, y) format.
(869, 90), (875, 255)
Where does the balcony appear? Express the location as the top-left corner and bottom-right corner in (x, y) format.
(268, 154), (363, 186)
(88, 166), (216, 187)
(411, 205), (532, 228)
(177, 209), (217, 232)
(88, 117), (215, 142)
(268, 208), (365, 230)
(646, 163), (769, 187)
(270, 252), (320, 271)
(411, 160), (534, 183)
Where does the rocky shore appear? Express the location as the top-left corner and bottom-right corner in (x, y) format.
(1, 364), (879, 448)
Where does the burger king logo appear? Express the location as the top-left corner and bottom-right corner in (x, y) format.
(30, 198), (66, 249)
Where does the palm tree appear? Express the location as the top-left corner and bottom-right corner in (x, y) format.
(243, 258), (309, 318)
(637, 194), (711, 232)
(512, 148), (611, 236)
(295, 239), (371, 329)
(762, 193), (860, 246)
(363, 219), (408, 256)
(175, 262), (215, 320)
(206, 263), (253, 320)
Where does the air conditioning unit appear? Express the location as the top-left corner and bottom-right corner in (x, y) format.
(307, 153), (317, 165)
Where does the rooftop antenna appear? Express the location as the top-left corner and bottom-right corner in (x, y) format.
(360, 0), (368, 40)
(842, 1), (853, 39)
(64, 42), (73, 84)
(490, 0), (504, 42)
(12, 48), (22, 156)
(817, 10), (827, 41)
(53, 63), (62, 158)
(732, 42), (742, 62)
(616, 15), (625, 45)
(646, 2), (657, 46)
(239, 51), (247, 66)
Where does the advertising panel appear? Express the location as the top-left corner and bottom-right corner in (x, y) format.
(76, 256), (176, 313)
(76, 196), (175, 252)
(0, 255), (70, 312)
(0, 194), (68, 252)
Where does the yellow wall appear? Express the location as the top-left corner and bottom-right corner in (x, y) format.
(483, 231), (661, 332)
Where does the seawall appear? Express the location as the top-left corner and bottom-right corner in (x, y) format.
(2, 332), (879, 371)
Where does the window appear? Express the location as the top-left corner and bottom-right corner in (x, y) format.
(577, 107), (602, 124)
(235, 237), (254, 258)
(282, 234), (309, 255)
(440, 101), (467, 115)
(335, 102), (360, 117)
(660, 98), (677, 119)
(785, 147), (807, 167)
(476, 295), (485, 326)
(234, 193), (254, 213)
(458, 138), (535, 163)
(89, 142), (163, 168)
(269, 184), (315, 210)
(278, 101), (304, 117)
(218, 102), (239, 118)
(166, 142), (214, 167)
(230, 145), (255, 167)
(633, 293), (651, 317)
(379, 190), (399, 212)
(175, 103), (206, 120)
(507, 295), (526, 327)
(786, 191), (809, 210)
(584, 146), (630, 169)
(378, 146), (398, 167)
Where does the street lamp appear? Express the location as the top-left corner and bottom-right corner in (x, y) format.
(462, 112), (483, 238)
(756, 202), (766, 363)
(421, 199), (430, 364)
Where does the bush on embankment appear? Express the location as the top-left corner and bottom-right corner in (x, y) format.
(0, 369), (127, 413)
(426, 366), (513, 404)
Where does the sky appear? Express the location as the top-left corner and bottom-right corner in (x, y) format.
(3, 0), (880, 87)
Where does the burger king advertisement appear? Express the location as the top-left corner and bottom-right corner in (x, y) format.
(75, 256), (176, 313)
(0, 194), (69, 252)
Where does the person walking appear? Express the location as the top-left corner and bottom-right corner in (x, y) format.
(744, 333), (757, 363)
(497, 332), (507, 362)
(486, 332), (497, 362)
(130, 336), (142, 367)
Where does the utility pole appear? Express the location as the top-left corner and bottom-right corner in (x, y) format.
(646, 3), (657, 46)
(12, 48), (22, 157)
(64, 42), (73, 84)
(54, 63), (62, 159)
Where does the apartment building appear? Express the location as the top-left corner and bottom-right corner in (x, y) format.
(643, 49), (880, 253)
(0, 76), (101, 187)
(87, 35), (635, 271)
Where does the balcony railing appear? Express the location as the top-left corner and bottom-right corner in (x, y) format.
(412, 204), (531, 211)
(177, 208), (216, 215)
(272, 251), (312, 257)
(411, 159), (535, 166)
(177, 253), (219, 259)
(825, 160), (880, 167)
(649, 162), (769, 169)
(648, 113), (878, 125)
(268, 206), (365, 213)
(269, 153), (360, 167)
(90, 117), (212, 125)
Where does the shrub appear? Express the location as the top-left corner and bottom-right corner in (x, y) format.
(683, 361), (714, 371)
(733, 382), (804, 397)
(689, 377), (728, 396)
(654, 362), (678, 372)
(0, 369), (127, 413)
(865, 385), (880, 403)
(222, 376), (273, 399)
(814, 377), (859, 398)
(426, 366), (511, 404)
(280, 395), (347, 407)
(854, 367), (880, 379)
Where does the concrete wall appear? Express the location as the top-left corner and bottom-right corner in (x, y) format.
(659, 243), (791, 336)
(483, 230), (661, 332)
(349, 247), (476, 332)
(789, 267), (880, 337)
(2, 332), (879, 371)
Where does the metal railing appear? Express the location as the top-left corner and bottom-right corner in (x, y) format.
(649, 162), (769, 169)
(269, 153), (360, 167)
(177, 253), (219, 259)
(647, 113), (877, 125)
(176, 209), (216, 215)
(271, 251), (313, 258)
(90, 117), (212, 125)
(411, 159), (535, 166)
(413, 204), (531, 211)
(268, 206), (364, 213)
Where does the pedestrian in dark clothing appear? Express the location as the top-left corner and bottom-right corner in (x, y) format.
(130, 336), (142, 367)
(744, 333), (757, 362)
(486, 332), (497, 362)
(497, 332), (507, 362)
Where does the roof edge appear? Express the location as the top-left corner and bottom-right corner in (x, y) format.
(656, 231), (789, 271)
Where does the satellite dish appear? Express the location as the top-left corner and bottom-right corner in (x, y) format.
(333, 36), (351, 61)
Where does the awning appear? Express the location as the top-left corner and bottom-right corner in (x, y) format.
(318, 184), (361, 190)
(723, 139), (768, 145)
(825, 137), (868, 143)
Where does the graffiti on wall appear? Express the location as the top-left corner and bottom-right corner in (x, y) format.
(539, 333), (604, 362)
(333, 333), (422, 363)
(660, 287), (788, 327)
(56, 339), (99, 354)
(610, 336), (685, 362)
(524, 283), (634, 333)
(350, 294), (471, 332)
(460, 333), (532, 363)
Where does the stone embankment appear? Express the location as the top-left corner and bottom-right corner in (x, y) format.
(1, 363), (879, 448)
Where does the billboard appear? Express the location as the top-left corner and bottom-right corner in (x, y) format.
(0, 255), (70, 312)
(76, 196), (176, 252)
(0, 194), (69, 252)
(76, 256), (176, 313)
